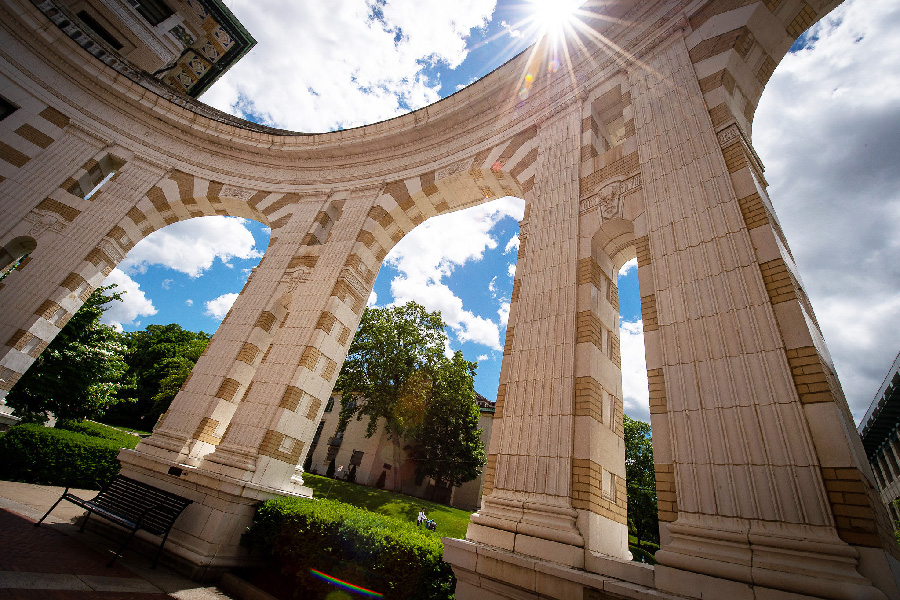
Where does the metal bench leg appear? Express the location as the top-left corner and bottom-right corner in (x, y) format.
(107, 527), (139, 568)
(34, 496), (66, 527)
(151, 530), (172, 569)
(78, 510), (92, 532)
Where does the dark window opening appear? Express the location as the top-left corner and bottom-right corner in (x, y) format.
(350, 450), (364, 466)
(325, 445), (339, 463)
(0, 96), (18, 121)
(324, 396), (334, 412)
(76, 11), (123, 50)
(329, 429), (344, 447)
(311, 421), (325, 446)
(128, 0), (173, 26)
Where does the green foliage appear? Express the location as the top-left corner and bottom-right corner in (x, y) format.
(336, 302), (447, 441)
(6, 286), (129, 424)
(0, 423), (138, 488)
(105, 324), (209, 429)
(55, 419), (141, 446)
(244, 495), (455, 600)
(337, 302), (485, 491)
(302, 473), (473, 540)
(412, 351), (485, 488)
(624, 415), (658, 547)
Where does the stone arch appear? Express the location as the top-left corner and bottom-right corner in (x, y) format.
(0, 235), (36, 272)
(3, 0), (899, 596)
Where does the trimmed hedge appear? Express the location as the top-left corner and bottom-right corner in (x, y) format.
(56, 419), (141, 446)
(244, 496), (455, 600)
(0, 423), (138, 489)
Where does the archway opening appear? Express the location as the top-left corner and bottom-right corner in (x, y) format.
(97, 215), (270, 431)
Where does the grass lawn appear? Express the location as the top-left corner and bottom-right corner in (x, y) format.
(301, 473), (474, 540)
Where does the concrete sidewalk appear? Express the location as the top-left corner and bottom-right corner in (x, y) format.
(0, 480), (258, 600)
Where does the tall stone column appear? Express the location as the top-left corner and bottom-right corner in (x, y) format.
(117, 186), (381, 573)
(467, 103), (587, 568)
(630, 35), (897, 600)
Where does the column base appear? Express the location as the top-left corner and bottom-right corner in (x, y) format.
(468, 493), (586, 568)
(444, 538), (669, 600)
(655, 515), (893, 600)
(117, 447), (312, 577)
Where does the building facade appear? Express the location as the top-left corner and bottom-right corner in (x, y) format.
(859, 352), (900, 526)
(305, 393), (495, 512)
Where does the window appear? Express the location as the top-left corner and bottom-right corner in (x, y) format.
(311, 421), (325, 446)
(324, 396), (334, 412)
(127, 0), (173, 26)
(0, 96), (17, 121)
(602, 470), (616, 502)
(350, 450), (364, 466)
(325, 445), (339, 463)
(67, 154), (124, 200)
(76, 11), (123, 50)
(329, 429), (344, 447)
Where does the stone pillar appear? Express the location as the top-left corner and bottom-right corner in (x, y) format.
(467, 103), (587, 568)
(630, 35), (898, 600)
(117, 187), (381, 573)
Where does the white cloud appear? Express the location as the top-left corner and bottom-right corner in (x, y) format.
(205, 293), (239, 320)
(385, 197), (525, 350)
(185, 299), (193, 306)
(201, 0), (497, 132)
(618, 257), (637, 276)
(504, 233), (519, 254)
(367, 290), (378, 306)
(161, 278), (173, 290)
(754, 0), (900, 423)
(500, 20), (523, 38)
(121, 217), (262, 278)
(497, 301), (510, 328)
(620, 319), (648, 422)
(507, 263), (516, 277)
(488, 276), (498, 296)
(100, 268), (157, 330)
(477, 354), (489, 361)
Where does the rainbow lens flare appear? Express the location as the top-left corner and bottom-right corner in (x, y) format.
(309, 569), (384, 598)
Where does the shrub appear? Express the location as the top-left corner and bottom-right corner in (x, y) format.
(0, 423), (138, 489)
(244, 496), (455, 600)
(56, 419), (141, 446)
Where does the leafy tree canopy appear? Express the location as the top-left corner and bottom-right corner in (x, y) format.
(624, 414), (659, 546)
(335, 301), (485, 489)
(6, 285), (129, 423)
(336, 302), (447, 440)
(105, 323), (210, 428)
(411, 351), (485, 487)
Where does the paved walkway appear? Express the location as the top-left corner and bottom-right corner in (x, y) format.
(0, 481), (244, 600)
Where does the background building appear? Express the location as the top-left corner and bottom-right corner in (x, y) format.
(858, 351), (900, 524)
(305, 392), (494, 512)
(33, 0), (254, 97)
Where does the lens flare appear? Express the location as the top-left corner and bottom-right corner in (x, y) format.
(309, 569), (383, 598)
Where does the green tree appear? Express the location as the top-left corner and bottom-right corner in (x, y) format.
(412, 351), (485, 489)
(105, 324), (209, 429)
(6, 285), (129, 424)
(335, 302), (447, 490)
(624, 414), (658, 550)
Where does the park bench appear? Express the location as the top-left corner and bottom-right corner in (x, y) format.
(35, 474), (192, 568)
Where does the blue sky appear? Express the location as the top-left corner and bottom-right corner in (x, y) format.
(101, 0), (900, 425)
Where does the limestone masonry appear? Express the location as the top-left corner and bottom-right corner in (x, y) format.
(0, 0), (897, 598)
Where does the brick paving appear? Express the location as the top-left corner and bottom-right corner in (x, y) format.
(0, 508), (171, 599)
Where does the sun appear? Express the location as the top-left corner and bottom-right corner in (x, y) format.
(529, 0), (582, 35)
